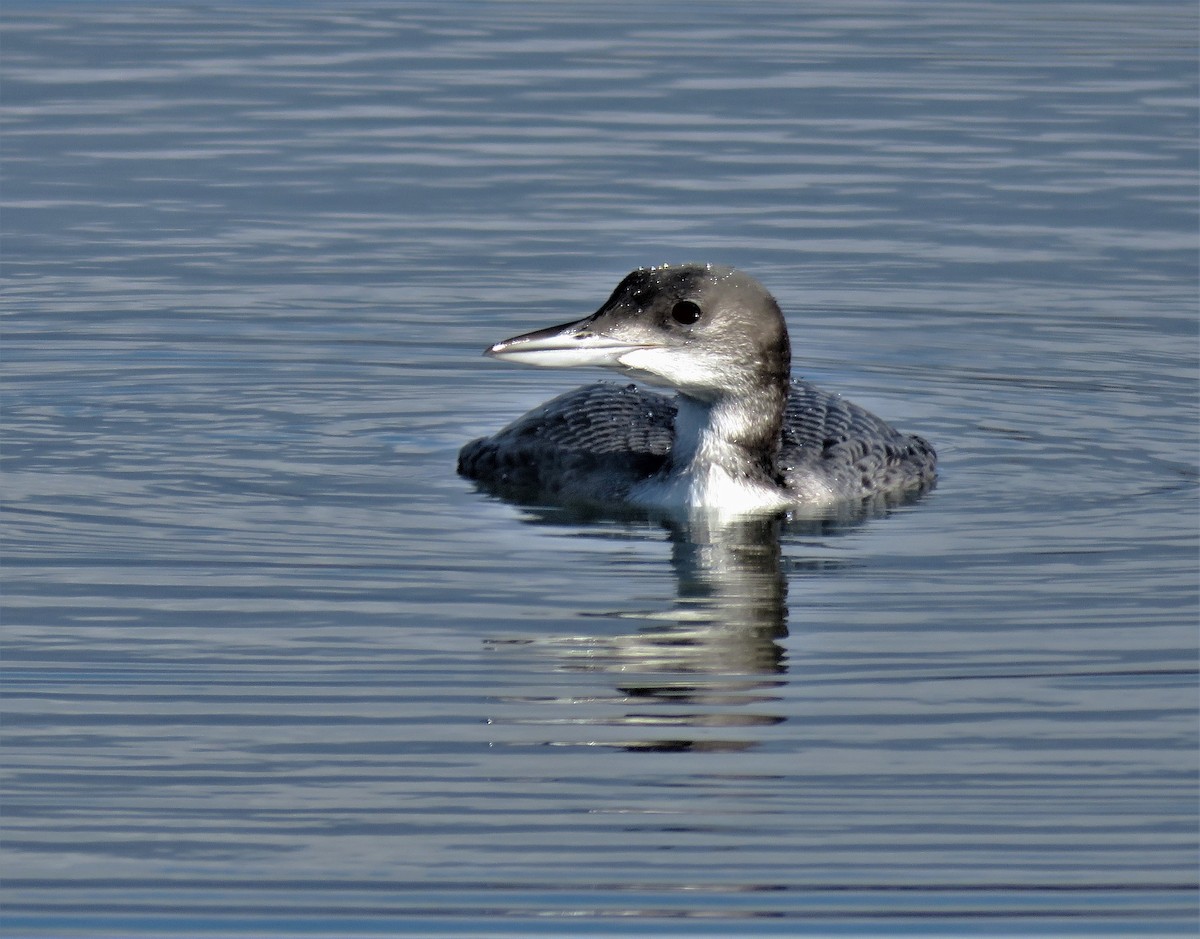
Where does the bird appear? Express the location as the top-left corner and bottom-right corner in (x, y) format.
(458, 263), (936, 516)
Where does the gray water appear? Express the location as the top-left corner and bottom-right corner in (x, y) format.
(2, 2), (1197, 936)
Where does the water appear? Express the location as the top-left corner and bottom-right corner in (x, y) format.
(2, 2), (1197, 936)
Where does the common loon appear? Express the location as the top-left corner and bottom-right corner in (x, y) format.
(458, 264), (936, 515)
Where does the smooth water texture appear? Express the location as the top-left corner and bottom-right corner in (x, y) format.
(2, 2), (1198, 936)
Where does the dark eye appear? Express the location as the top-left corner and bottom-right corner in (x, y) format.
(671, 300), (702, 325)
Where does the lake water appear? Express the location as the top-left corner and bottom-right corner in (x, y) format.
(2, 2), (1197, 936)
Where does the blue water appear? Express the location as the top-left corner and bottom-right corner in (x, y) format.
(3, 2), (1197, 936)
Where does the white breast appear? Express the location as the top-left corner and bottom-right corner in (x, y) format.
(630, 465), (801, 516)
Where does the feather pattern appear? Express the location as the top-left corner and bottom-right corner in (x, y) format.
(458, 380), (936, 508)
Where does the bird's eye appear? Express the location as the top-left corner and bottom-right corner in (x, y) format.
(671, 300), (702, 325)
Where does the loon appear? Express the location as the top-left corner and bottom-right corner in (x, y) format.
(458, 264), (936, 515)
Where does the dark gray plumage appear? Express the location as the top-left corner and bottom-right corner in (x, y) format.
(459, 379), (936, 506)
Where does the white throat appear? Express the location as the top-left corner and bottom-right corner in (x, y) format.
(630, 394), (794, 515)
(671, 395), (744, 468)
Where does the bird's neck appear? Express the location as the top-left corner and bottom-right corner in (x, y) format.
(670, 384), (786, 486)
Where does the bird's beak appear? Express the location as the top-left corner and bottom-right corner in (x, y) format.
(485, 315), (655, 369)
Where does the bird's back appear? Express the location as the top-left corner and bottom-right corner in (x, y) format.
(458, 380), (935, 509)
(779, 381), (937, 503)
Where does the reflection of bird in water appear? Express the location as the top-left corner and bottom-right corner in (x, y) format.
(613, 515), (790, 677)
(460, 264), (936, 517)
(488, 509), (919, 753)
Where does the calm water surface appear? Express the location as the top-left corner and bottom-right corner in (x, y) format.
(2, 2), (1197, 936)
